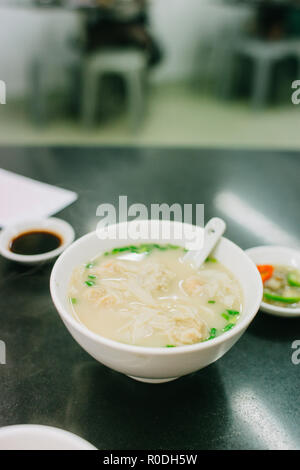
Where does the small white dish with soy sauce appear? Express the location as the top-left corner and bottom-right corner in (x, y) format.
(246, 245), (300, 318)
(0, 217), (75, 265)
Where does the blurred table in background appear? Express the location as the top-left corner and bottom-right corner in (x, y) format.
(0, 146), (299, 450)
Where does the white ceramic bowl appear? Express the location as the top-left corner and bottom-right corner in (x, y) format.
(246, 245), (300, 318)
(50, 220), (263, 383)
(0, 217), (75, 265)
(0, 425), (96, 450)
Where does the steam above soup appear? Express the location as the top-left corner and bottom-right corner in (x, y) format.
(68, 244), (243, 347)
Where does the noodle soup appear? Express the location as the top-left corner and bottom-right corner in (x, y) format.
(68, 244), (243, 348)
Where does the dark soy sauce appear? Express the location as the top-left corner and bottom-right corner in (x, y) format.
(10, 230), (62, 255)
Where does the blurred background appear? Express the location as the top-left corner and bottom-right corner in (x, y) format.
(1, 0), (300, 149)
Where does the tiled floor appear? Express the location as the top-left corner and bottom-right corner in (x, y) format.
(1, 83), (300, 150)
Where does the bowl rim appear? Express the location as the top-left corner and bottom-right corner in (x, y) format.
(0, 424), (96, 450)
(245, 245), (300, 316)
(50, 221), (263, 356)
(0, 217), (75, 263)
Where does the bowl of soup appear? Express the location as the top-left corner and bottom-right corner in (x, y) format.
(50, 220), (263, 383)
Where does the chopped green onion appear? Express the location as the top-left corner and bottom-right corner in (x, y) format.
(222, 313), (230, 321)
(102, 243), (186, 257)
(226, 309), (240, 316)
(208, 300), (216, 304)
(208, 328), (217, 340)
(166, 344), (175, 348)
(205, 256), (217, 263)
(70, 298), (77, 304)
(111, 247), (125, 254)
(114, 246), (132, 253)
(136, 245), (150, 253)
(85, 262), (94, 269)
(85, 280), (95, 287)
(88, 274), (97, 279)
(222, 323), (235, 332)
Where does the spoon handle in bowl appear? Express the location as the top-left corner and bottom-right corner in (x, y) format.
(184, 217), (226, 269)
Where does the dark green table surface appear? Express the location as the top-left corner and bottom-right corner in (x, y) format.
(0, 146), (299, 450)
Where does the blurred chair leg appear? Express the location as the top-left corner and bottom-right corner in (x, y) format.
(218, 50), (236, 99)
(126, 68), (145, 133)
(251, 58), (272, 108)
(297, 57), (300, 82)
(66, 64), (81, 116)
(81, 66), (100, 127)
(29, 60), (48, 125)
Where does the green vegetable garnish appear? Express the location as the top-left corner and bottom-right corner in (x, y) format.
(112, 246), (136, 254)
(85, 262), (94, 269)
(85, 280), (95, 287)
(222, 323), (235, 332)
(205, 256), (217, 263)
(208, 328), (217, 340)
(70, 298), (77, 304)
(208, 300), (216, 304)
(166, 344), (175, 348)
(103, 243), (184, 257)
(264, 291), (300, 304)
(287, 272), (300, 288)
(88, 274), (97, 279)
(221, 309), (239, 321)
(135, 245), (150, 253)
(226, 309), (240, 316)
(222, 313), (230, 321)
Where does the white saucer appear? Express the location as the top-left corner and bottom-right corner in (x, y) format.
(0, 217), (75, 265)
(245, 245), (300, 318)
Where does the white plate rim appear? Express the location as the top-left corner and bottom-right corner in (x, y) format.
(0, 424), (97, 450)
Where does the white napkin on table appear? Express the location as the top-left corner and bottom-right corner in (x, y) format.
(0, 168), (78, 227)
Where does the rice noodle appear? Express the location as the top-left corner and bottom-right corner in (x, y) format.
(69, 249), (243, 347)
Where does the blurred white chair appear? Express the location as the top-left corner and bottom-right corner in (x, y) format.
(81, 48), (147, 132)
(222, 37), (297, 107)
(235, 39), (296, 107)
(287, 39), (300, 79)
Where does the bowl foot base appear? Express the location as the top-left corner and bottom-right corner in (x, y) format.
(127, 375), (179, 383)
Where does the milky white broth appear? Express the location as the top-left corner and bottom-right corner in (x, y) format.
(68, 245), (244, 347)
